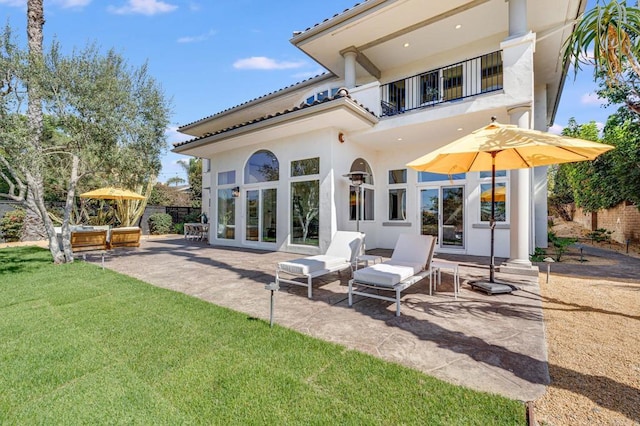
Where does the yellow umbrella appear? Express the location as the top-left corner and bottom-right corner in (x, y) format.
(80, 187), (145, 201)
(407, 117), (614, 286)
(480, 185), (506, 202)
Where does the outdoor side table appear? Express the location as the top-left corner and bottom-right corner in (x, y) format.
(431, 259), (460, 299)
(355, 254), (383, 270)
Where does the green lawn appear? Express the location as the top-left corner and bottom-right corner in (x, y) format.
(0, 246), (525, 425)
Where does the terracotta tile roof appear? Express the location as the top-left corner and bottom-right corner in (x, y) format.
(173, 89), (377, 150)
(178, 73), (333, 130)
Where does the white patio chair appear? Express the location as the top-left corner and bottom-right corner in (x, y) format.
(275, 231), (364, 299)
(348, 234), (436, 316)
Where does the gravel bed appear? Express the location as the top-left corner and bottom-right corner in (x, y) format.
(534, 266), (640, 425)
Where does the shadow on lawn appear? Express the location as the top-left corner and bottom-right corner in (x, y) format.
(95, 238), (640, 423)
(0, 246), (52, 275)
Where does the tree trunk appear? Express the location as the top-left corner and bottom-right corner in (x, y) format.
(24, 0), (66, 262)
(20, 188), (47, 241)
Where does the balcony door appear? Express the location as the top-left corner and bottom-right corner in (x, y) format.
(420, 186), (465, 249)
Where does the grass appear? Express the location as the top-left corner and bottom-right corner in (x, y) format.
(0, 246), (525, 425)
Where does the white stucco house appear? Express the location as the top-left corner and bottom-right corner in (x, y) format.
(173, 0), (585, 274)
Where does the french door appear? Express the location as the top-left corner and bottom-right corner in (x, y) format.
(245, 188), (277, 243)
(419, 185), (465, 248)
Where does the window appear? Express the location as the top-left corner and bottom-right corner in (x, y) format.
(217, 188), (236, 239)
(419, 71), (439, 104)
(480, 170), (506, 178)
(442, 64), (463, 101)
(418, 171), (465, 182)
(481, 51), (503, 92)
(388, 79), (406, 110)
(480, 183), (507, 222)
(217, 170), (236, 185)
(388, 169), (407, 184)
(348, 158), (374, 221)
(244, 150), (279, 183)
(291, 157), (319, 177)
(388, 169), (406, 221)
(388, 189), (406, 220)
(291, 180), (319, 246)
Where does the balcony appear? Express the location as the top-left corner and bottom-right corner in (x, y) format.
(380, 51), (503, 117)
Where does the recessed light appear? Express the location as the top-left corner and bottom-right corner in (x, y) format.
(457, 128), (463, 131)
(403, 42), (410, 48)
(455, 24), (462, 29)
(397, 137), (403, 141)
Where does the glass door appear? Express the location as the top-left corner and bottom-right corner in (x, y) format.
(245, 188), (277, 243)
(420, 186), (464, 248)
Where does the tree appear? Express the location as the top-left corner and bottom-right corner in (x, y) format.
(563, 0), (640, 114)
(166, 176), (185, 187)
(0, 10), (171, 262)
(177, 158), (202, 207)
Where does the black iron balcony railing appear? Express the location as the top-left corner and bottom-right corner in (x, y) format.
(380, 50), (503, 117)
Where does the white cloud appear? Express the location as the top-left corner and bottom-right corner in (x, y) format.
(165, 126), (184, 144)
(580, 92), (607, 106)
(177, 29), (216, 44)
(53, 0), (91, 8)
(548, 124), (564, 135)
(108, 0), (177, 15)
(233, 56), (306, 70)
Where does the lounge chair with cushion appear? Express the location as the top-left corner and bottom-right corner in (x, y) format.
(348, 234), (436, 316)
(276, 231), (364, 299)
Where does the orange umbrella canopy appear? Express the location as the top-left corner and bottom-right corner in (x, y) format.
(480, 185), (506, 202)
(407, 120), (614, 173)
(80, 187), (145, 201)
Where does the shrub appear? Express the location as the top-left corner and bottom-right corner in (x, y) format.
(0, 209), (26, 242)
(148, 213), (173, 235)
(587, 228), (612, 244)
(174, 223), (184, 235)
(548, 231), (577, 262)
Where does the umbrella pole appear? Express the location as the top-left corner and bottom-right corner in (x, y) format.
(489, 152), (497, 283)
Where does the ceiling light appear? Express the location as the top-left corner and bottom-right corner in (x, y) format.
(397, 137), (403, 141)
(403, 42), (410, 48)
(457, 127), (463, 131)
(455, 24), (462, 29)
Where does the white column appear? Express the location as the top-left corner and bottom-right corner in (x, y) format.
(343, 49), (357, 89)
(505, 108), (534, 269)
(508, 0), (527, 37)
(533, 84), (549, 249)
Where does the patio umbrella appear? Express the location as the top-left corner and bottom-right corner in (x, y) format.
(480, 185), (506, 202)
(80, 187), (145, 201)
(407, 117), (614, 289)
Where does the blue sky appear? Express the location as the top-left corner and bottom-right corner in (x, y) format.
(1, 0), (617, 183)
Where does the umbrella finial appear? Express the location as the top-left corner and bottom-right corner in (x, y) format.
(491, 116), (497, 123)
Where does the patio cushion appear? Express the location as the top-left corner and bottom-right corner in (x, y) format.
(353, 260), (424, 288)
(278, 255), (347, 276)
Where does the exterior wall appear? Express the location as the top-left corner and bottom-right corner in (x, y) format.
(575, 204), (640, 244)
(207, 128), (341, 256)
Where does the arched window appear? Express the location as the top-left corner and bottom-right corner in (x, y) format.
(349, 158), (374, 221)
(244, 150), (279, 184)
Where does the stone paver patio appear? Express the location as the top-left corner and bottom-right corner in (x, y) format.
(95, 236), (549, 402)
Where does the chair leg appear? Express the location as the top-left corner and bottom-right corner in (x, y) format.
(307, 275), (312, 299)
(348, 280), (353, 307)
(395, 288), (401, 316)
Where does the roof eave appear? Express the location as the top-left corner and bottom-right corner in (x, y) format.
(178, 73), (337, 133)
(172, 97), (378, 155)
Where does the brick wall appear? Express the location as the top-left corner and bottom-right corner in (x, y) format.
(574, 203), (640, 244)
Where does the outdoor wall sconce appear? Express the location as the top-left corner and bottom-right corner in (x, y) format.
(232, 186), (240, 198)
